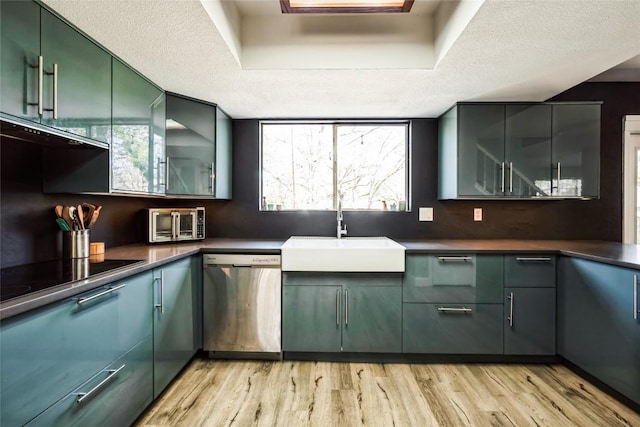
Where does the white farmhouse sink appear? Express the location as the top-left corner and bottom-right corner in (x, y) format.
(281, 236), (405, 272)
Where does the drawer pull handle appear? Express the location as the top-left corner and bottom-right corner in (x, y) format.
(515, 257), (552, 262)
(77, 284), (126, 305)
(438, 307), (472, 313)
(76, 364), (125, 404)
(437, 256), (473, 262)
(507, 292), (514, 327)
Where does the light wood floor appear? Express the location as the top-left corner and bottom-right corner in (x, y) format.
(136, 359), (640, 427)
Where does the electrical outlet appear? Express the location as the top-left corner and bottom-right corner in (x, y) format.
(419, 207), (434, 222)
(474, 208), (483, 221)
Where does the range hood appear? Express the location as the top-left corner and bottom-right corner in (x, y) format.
(0, 114), (108, 150)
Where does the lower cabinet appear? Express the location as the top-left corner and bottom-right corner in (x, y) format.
(504, 287), (556, 355)
(558, 257), (640, 405)
(0, 271), (152, 427)
(403, 303), (503, 354)
(25, 336), (153, 427)
(282, 273), (402, 353)
(152, 256), (200, 398)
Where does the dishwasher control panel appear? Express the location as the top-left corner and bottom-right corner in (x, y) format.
(203, 254), (281, 267)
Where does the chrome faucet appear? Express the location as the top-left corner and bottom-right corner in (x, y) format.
(337, 198), (347, 239)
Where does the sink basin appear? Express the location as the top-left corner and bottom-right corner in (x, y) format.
(281, 236), (405, 272)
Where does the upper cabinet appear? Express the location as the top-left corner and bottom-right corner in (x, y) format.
(165, 94), (232, 199)
(438, 102), (600, 200)
(112, 59), (166, 195)
(0, 1), (111, 147)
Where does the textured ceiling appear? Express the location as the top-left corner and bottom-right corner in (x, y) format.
(42, 0), (640, 119)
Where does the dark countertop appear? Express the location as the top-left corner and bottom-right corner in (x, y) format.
(3, 238), (640, 320)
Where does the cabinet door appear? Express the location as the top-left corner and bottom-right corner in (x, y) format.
(404, 254), (503, 304)
(505, 104), (552, 197)
(153, 257), (197, 398)
(0, 0), (41, 121)
(112, 58), (165, 194)
(558, 257), (640, 405)
(215, 107), (232, 199)
(457, 104), (505, 196)
(504, 255), (556, 287)
(403, 303), (503, 354)
(166, 94), (216, 196)
(282, 285), (342, 352)
(552, 104), (601, 198)
(40, 8), (111, 144)
(504, 287), (555, 355)
(25, 336), (153, 427)
(342, 285), (402, 353)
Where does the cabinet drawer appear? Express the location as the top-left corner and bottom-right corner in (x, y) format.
(0, 274), (151, 427)
(505, 255), (556, 287)
(26, 336), (153, 427)
(403, 254), (503, 303)
(403, 303), (503, 354)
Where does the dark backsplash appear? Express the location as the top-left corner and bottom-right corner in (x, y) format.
(2, 82), (638, 268)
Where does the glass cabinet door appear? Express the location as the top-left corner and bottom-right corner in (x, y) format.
(112, 58), (165, 194)
(458, 104), (505, 197)
(552, 104), (601, 198)
(505, 104), (552, 197)
(40, 8), (112, 144)
(0, 1), (41, 122)
(166, 94), (216, 196)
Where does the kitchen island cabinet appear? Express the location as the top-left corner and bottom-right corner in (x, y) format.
(283, 273), (402, 353)
(152, 256), (200, 398)
(0, 270), (152, 427)
(558, 257), (640, 406)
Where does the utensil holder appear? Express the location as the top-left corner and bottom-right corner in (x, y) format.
(63, 230), (90, 258)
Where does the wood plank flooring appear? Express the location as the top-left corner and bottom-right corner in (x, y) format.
(136, 359), (640, 427)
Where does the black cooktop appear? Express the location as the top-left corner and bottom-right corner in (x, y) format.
(0, 259), (145, 302)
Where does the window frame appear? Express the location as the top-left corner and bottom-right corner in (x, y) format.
(259, 120), (411, 212)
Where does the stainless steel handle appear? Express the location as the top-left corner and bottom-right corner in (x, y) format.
(165, 157), (170, 191)
(52, 63), (58, 119)
(507, 292), (514, 327)
(437, 256), (473, 262)
(500, 162), (505, 193)
(210, 162), (215, 194)
(509, 162), (513, 193)
(634, 275), (638, 321)
(77, 284), (126, 305)
(37, 56), (43, 116)
(157, 157), (166, 187)
(557, 161), (561, 193)
(438, 307), (472, 313)
(172, 212), (180, 240)
(155, 271), (165, 313)
(76, 365), (125, 404)
(336, 289), (340, 326)
(515, 257), (552, 262)
(345, 290), (349, 326)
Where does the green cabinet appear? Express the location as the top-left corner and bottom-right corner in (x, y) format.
(551, 103), (600, 198)
(0, 1), (111, 146)
(402, 254), (504, 354)
(558, 257), (640, 406)
(503, 255), (556, 355)
(0, 271), (152, 427)
(152, 257), (199, 398)
(111, 58), (166, 194)
(25, 337), (153, 427)
(283, 273), (402, 353)
(165, 93), (232, 198)
(0, 0), (40, 121)
(438, 102), (600, 199)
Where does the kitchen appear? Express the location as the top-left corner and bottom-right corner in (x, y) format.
(1, 0), (640, 426)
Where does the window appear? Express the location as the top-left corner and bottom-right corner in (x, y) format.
(261, 121), (409, 211)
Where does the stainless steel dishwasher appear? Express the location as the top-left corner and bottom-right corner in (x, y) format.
(203, 254), (282, 359)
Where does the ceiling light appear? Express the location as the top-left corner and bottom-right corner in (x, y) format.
(280, 0), (414, 14)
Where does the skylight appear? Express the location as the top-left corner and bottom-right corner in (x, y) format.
(280, 0), (414, 14)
